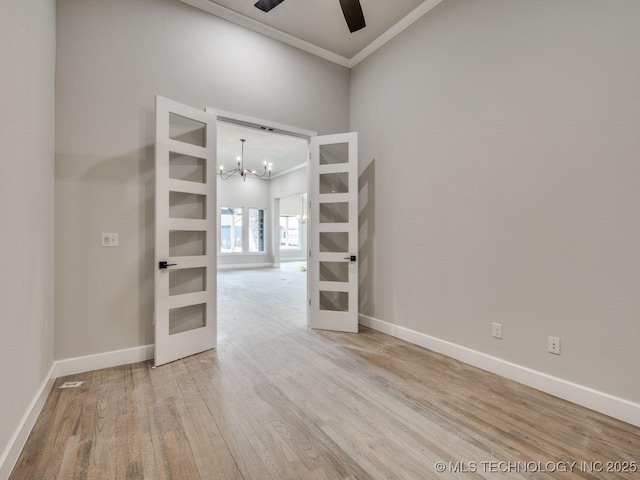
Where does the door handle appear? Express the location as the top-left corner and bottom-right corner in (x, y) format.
(159, 261), (177, 269)
(344, 255), (357, 262)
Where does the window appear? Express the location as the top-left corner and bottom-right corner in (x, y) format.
(220, 207), (242, 253)
(248, 208), (265, 253)
(280, 215), (300, 250)
(220, 207), (265, 253)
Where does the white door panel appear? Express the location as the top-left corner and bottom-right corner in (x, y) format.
(155, 96), (217, 366)
(308, 133), (358, 333)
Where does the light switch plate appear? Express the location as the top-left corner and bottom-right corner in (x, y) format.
(102, 233), (119, 247)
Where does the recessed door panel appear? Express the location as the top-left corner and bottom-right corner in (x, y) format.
(319, 143), (348, 165)
(170, 303), (206, 336)
(169, 152), (206, 183)
(169, 230), (206, 257)
(319, 262), (349, 283)
(320, 172), (349, 194)
(319, 232), (349, 253)
(169, 113), (207, 147)
(319, 291), (349, 312)
(320, 202), (349, 223)
(169, 267), (206, 296)
(169, 191), (206, 219)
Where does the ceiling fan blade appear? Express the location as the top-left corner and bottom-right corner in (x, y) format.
(338, 0), (366, 33)
(254, 0), (286, 13)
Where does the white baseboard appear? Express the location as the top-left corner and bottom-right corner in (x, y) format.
(359, 314), (640, 428)
(1, 345), (154, 478)
(0, 363), (56, 480)
(55, 344), (154, 377)
(217, 262), (273, 271)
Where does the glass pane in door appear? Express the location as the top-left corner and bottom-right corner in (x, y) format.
(169, 192), (206, 219)
(320, 202), (349, 223)
(320, 262), (349, 282)
(169, 303), (206, 335)
(169, 113), (207, 147)
(319, 143), (348, 165)
(320, 172), (349, 194)
(169, 231), (206, 257)
(319, 291), (349, 311)
(169, 268), (206, 296)
(169, 152), (206, 183)
(319, 232), (348, 253)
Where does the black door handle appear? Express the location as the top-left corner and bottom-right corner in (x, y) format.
(344, 255), (357, 262)
(159, 261), (177, 269)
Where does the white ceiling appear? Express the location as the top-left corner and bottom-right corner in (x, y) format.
(181, 0), (443, 67)
(217, 121), (309, 177)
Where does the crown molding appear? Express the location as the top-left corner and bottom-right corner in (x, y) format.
(349, 0), (443, 67)
(180, 0), (351, 67)
(269, 161), (307, 180)
(180, 0), (443, 69)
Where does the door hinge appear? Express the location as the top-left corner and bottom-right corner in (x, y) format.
(309, 299), (311, 306)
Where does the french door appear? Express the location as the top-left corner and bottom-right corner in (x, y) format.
(308, 133), (359, 333)
(154, 96), (217, 366)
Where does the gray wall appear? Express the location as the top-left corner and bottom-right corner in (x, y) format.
(351, 0), (640, 402)
(0, 0), (56, 467)
(55, 0), (350, 359)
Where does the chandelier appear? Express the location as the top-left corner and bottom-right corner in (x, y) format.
(218, 139), (272, 181)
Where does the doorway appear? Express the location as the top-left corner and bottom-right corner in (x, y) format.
(155, 98), (359, 365)
(211, 112), (314, 339)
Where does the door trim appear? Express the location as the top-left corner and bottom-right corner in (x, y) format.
(205, 108), (317, 139)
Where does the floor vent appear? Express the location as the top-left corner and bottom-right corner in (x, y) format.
(59, 381), (84, 389)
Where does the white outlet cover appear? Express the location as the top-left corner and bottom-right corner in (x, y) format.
(492, 322), (503, 339)
(548, 336), (561, 355)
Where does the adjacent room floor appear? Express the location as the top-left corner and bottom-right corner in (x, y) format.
(10, 263), (640, 479)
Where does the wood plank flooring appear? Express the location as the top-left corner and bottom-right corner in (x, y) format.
(10, 263), (640, 479)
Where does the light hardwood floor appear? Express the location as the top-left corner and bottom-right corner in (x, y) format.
(10, 263), (640, 479)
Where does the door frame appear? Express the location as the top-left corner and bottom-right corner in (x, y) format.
(204, 107), (316, 320)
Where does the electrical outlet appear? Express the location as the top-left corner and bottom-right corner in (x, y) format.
(492, 323), (503, 339)
(102, 233), (119, 247)
(548, 336), (561, 355)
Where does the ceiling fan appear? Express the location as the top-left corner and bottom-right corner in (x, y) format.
(254, 0), (366, 33)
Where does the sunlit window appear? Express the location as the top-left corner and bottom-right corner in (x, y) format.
(220, 207), (243, 253)
(249, 208), (265, 253)
(280, 215), (300, 250)
(221, 207), (265, 253)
